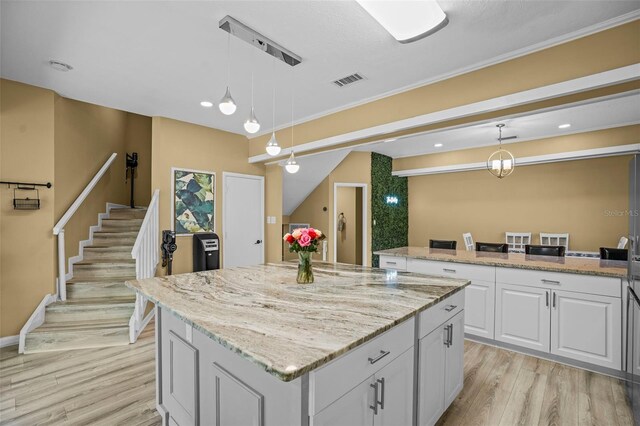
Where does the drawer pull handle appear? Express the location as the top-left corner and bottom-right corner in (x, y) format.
(386, 261), (397, 265)
(368, 350), (390, 364)
(370, 382), (378, 414)
(444, 305), (457, 312)
(377, 378), (385, 410)
(444, 324), (452, 347)
(443, 268), (457, 273)
(541, 279), (561, 285)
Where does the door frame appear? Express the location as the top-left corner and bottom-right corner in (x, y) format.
(333, 182), (368, 266)
(222, 172), (265, 268)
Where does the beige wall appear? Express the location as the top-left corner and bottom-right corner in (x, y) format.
(151, 117), (264, 275)
(54, 97), (152, 262)
(265, 164), (283, 263)
(1, 80), (56, 337)
(249, 20), (640, 157)
(409, 156), (630, 252)
(336, 187), (357, 264)
(288, 152), (372, 264)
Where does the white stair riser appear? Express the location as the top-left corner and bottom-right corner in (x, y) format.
(45, 306), (134, 323)
(24, 328), (130, 353)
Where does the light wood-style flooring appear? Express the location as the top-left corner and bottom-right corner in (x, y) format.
(0, 324), (634, 425)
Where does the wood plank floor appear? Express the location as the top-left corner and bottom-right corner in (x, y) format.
(0, 324), (633, 425)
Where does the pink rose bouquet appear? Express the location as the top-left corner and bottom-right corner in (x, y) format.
(283, 227), (325, 253)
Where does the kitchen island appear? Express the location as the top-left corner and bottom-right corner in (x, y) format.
(126, 262), (469, 426)
(376, 247), (627, 373)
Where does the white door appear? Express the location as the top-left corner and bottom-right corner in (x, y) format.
(418, 326), (446, 426)
(313, 376), (375, 426)
(551, 290), (621, 370)
(464, 280), (495, 339)
(223, 173), (264, 268)
(495, 283), (550, 352)
(444, 311), (465, 407)
(374, 349), (414, 426)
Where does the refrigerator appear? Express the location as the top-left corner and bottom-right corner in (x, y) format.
(626, 154), (640, 424)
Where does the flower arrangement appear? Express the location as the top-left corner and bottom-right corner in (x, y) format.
(283, 227), (325, 283)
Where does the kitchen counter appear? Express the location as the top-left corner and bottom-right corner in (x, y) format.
(375, 247), (627, 278)
(126, 261), (468, 382)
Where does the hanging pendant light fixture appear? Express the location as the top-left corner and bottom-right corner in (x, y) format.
(219, 33), (237, 115)
(265, 57), (281, 156)
(244, 49), (261, 134)
(285, 67), (299, 174)
(487, 124), (515, 179)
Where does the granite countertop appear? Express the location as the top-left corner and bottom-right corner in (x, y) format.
(375, 247), (628, 278)
(126, 262), (469, 382)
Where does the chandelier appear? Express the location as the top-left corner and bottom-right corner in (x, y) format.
(487, 124), (515, 179)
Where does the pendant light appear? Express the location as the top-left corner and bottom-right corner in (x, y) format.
(244, 49), (261, 134)
(487, 124), (515, 179)
(285, 68), (299, 174)
(218, 33), (237, 115)
(265, 57), (281, 156)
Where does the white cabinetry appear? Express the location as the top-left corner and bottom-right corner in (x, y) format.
(312, 376), (374, 426)
(495, 283), (550, 352)
(463, 280), (495, 339)
(417, 311), (464, 426)
(551, 290), (621, 369)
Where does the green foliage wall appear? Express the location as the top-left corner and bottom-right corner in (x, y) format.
(371, 153), (408, 267)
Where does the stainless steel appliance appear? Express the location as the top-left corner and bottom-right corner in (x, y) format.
(626, 154), (640, 424)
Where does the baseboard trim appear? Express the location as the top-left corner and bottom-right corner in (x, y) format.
(0, 335), (19, 348)
(465, 334), (624, 379)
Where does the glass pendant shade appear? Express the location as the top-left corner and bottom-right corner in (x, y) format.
(218, 87), (237, 115)
(285, 152), (299, 174)
(487, 148), (515, 179)
(265, 132), (281, 156)
(244, 107), (261, 134)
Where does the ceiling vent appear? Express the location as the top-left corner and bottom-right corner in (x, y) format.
(332, 73), (365, 88)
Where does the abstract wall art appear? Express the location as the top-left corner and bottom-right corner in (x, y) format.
(171, 168), (215, 235)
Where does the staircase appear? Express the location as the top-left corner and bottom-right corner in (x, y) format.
(23, 207), (147, 353)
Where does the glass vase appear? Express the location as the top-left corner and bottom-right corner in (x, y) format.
(297, 252), (314, 284)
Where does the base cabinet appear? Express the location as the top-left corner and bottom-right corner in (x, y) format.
(313, 349), (414, 426)
(464, 280), (495, 339)
(495, 283), (550, 352)
(418, 311), (464, 426)
(551, 290), (621, 369)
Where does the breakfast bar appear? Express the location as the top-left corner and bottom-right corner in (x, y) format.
(127, 262), (469, 426)
(376, 247), (628, 373)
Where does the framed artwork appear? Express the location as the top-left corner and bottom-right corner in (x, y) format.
(171, 168), (215, 235)
(289, 223), (310, 233)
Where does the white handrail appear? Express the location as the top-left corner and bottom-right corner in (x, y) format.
(53, 153), (118, 235)
(129, 189), (160, 343)
(53, 153), (118, 301)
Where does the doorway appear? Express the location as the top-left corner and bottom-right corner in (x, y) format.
(222, 172), (264, 268)
(334, 183), (367, 266)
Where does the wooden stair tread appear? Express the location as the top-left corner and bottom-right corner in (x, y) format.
(75, 259), (135, 265)
(67, 276), (136, 284)
(93, 231), (139, 236)
(33, 320), (130, 332)
(48, 297), (135, 307)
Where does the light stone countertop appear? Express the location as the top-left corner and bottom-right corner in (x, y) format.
(126, 262), (469, 382)
(375, 247), (627, 278)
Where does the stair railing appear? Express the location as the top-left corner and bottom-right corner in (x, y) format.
(129, 189), (160, 342)
(53, 153), (118, 301)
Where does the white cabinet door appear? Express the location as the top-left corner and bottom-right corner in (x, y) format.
(374, 349), (414, 426)
(417, 325), (446, 426)
(496, 283), (550, 352)
(313, 377), (375, 426)
(444, 312), (464, 407)
(551, 290), (621, 370)
(464, 280), (495, 339)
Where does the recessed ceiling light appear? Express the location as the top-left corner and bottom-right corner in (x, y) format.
(434, 143), (443, 148)
(558, 123), (571, 129)
(49, 60), (73, 72)
(200, 101), (213, 108)
(355, 0), (448, 43)
(385, 138), (398, 143)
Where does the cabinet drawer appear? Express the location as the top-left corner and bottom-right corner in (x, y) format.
(418, 290), (465, 339)
(496, 267), (621, 298)
(309, 317), (415, 415)
(407, 259), (494, 283)
(379, 255), (407, 271)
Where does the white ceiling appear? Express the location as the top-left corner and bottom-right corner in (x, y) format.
(358, 92), (640, 158)
(2, 1), (639, 137)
